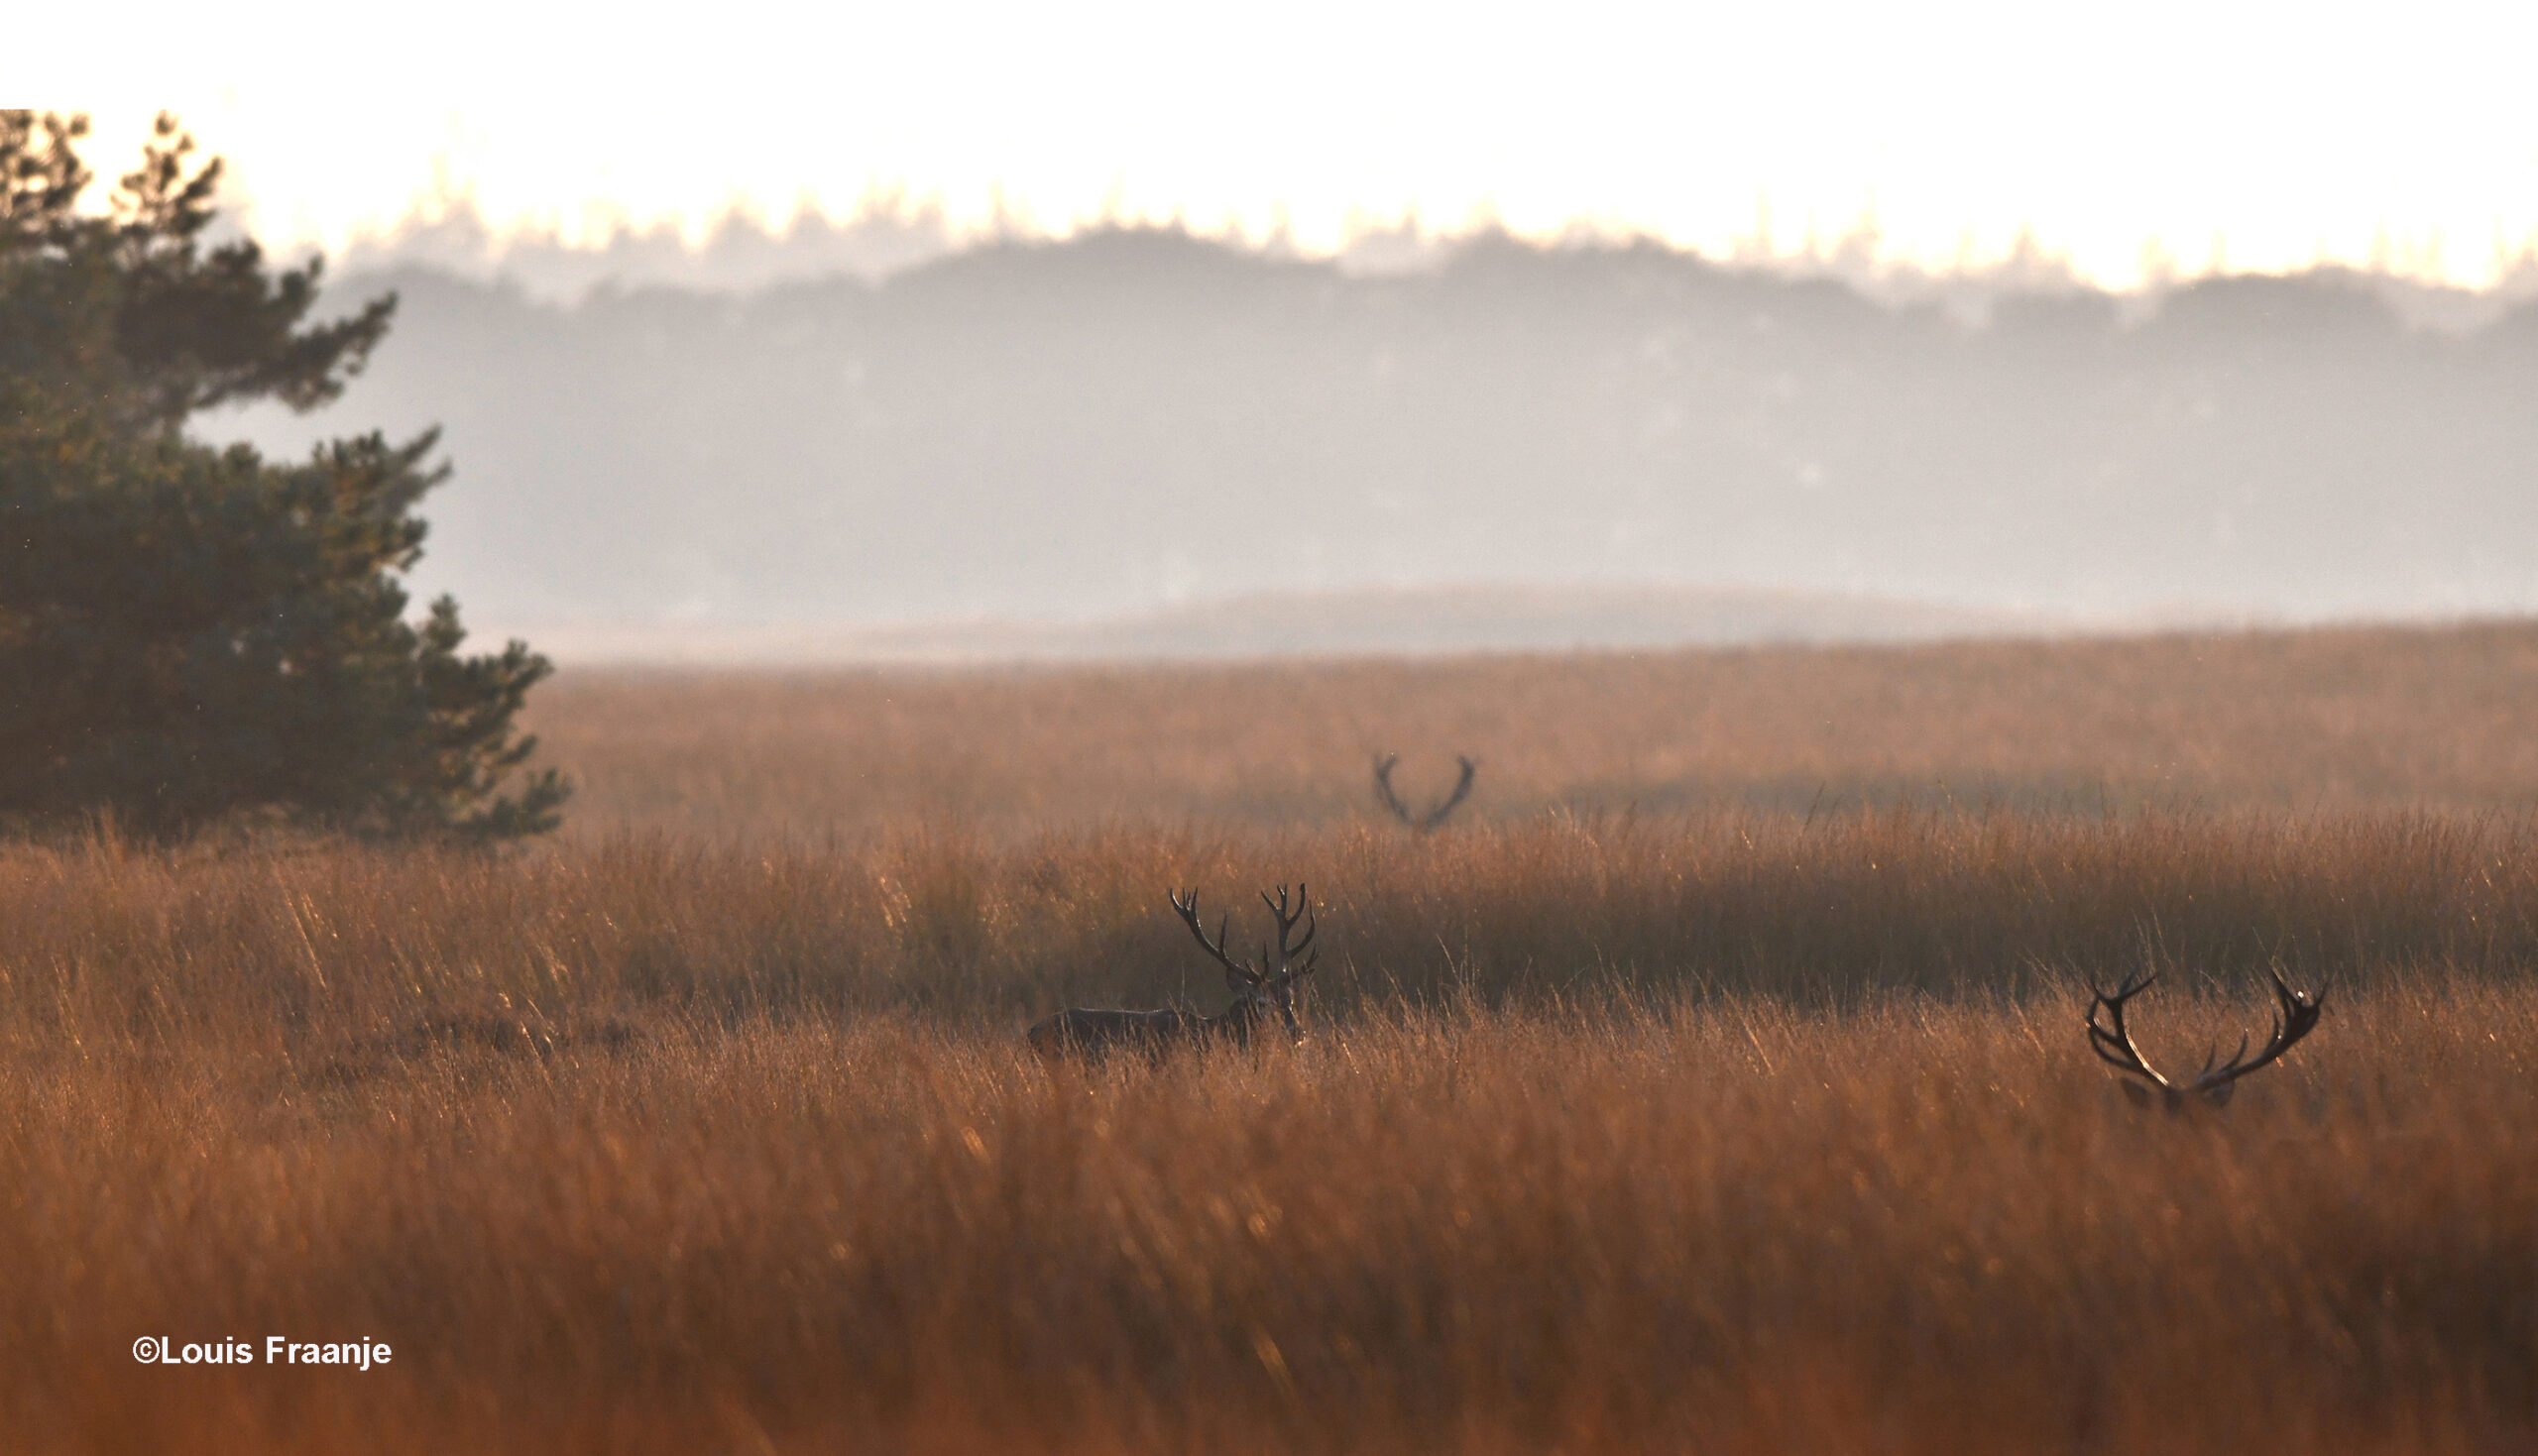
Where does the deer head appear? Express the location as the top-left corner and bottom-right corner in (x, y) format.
(1373, 753), (1476, 832)
(2085, 965), (2325, 1110)
(1169, 883), (1320, 1043)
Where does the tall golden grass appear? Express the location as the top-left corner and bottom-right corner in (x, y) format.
(3, 810), (2535, 1032)
(11, 625), (2538, 1451)
(8, 978), (2533, 1453)
(529, 620), (2538, 836)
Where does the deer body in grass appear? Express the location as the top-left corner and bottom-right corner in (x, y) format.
(2086, 965), (2325, 1110)
(1029, 884), (1320, 1061)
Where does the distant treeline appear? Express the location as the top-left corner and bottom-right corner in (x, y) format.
(232, 229), (2538, 626)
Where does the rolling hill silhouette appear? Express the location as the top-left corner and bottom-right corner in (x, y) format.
(222, 227), (2538, 654)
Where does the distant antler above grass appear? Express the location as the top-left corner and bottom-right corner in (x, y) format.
(1374, 752), (1476, 832)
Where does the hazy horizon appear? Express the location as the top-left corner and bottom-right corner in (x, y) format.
(318, 191), (2538, 319)
(42, 0), (2538, 662)
(205, 223), (2538, 660)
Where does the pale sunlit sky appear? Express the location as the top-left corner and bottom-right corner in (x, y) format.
(17, 0), (2538, 287)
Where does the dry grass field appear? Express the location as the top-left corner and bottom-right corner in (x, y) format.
(528, 620), (2538, 835)
(9, 621), (2538, 1453)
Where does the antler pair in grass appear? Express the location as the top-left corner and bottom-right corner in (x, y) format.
(1373, 753), (1476, 832)
(2086, 965), (2325, 1109)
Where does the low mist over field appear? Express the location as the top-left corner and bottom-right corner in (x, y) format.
(223, 223), (2538, 653)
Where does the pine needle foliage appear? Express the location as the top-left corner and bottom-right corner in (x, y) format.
(0, 111), (564, 841)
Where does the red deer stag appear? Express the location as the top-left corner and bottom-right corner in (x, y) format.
(1029, 884), (1320, 1061)
(2086, 965), (2325, 1109)
(1373, 753), (1476, 832)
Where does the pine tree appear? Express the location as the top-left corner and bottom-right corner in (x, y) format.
(0, 111), (566, 840)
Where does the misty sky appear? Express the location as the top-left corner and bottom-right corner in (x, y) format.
(29, 0), (2538, 287)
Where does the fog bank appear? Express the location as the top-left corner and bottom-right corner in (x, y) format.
(223, 229), (2538, 652)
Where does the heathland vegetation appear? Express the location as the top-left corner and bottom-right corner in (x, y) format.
(529, 618), (2538, 835)
(7, 622), (2538, 1452)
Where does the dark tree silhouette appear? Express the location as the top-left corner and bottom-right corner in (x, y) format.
(0, 111), (565, 840)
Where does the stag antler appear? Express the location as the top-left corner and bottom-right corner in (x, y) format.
(1171, 888), (1261, 988)
(1261, 882), (1319, 985)
(2086, 965), (2325, 1109)
(1373, 753), (1477, 832)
